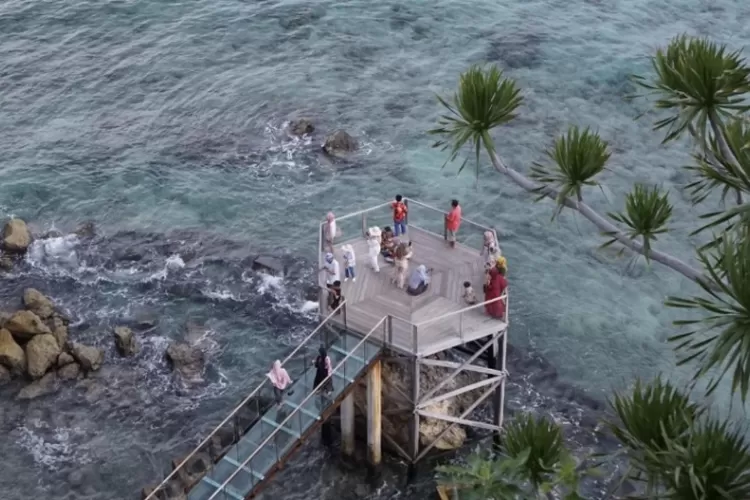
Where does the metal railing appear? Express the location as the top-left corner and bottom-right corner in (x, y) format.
(144, 300), (348, 500)
(205, 317), (389, 500)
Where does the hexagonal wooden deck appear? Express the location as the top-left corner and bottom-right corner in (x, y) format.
(320, 225), (508, 357)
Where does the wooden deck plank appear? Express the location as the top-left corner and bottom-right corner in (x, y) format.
(320, 225), (508, 357)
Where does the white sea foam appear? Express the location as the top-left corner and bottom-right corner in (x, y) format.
(16, 420), (92, 470)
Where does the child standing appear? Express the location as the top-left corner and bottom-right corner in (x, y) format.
(341, 244), (356, 282)
(462, 281), (478, 305)
(445, 199), (462, 248)
(392, 194), (408, 237)
(366, 227), (381, 272)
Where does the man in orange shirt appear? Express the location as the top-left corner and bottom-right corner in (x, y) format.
(445, 199), (462, 248)
(392, 194), (408, 237)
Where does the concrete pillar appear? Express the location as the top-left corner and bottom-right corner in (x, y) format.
(409, 357), (420, 463)
(366, 360), (382, 468)
(340, 392), (355, 456)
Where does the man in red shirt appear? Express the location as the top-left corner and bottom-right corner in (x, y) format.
(392, 194), (408, 237)
(445, 199), (462, 248)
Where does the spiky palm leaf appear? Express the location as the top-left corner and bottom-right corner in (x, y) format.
(666, 226), (750, 402)
(606, 378), (700, 493)
(429, 65), (523, 180)
(501, 414), (565, 489)
(529, 126), (610, 218)
(605, 184), (673, 261)
(656, 418), (750, 499)
(436, 451), (528, 500)
(632, 35), (750, 144)
(685, 118), (750, 206)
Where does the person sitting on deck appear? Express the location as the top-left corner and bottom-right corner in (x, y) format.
(380, 226), (396, 262)
(313, 347), (333, 395)
(327, 280), (343, 312)
(484, 256), (508, 319)
(406, 264), (431, 296)
(267, 360), (292, 406)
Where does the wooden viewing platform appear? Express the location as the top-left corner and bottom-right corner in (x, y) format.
(143, 199), (510, 500)
(318, 199), (509, 358)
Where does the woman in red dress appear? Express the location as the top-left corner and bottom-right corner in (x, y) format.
(484, 257), (507, 319)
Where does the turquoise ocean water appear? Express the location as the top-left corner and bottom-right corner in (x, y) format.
(1, 0), (749, 498)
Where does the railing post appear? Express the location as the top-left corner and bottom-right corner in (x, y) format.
(362, 213), (367, 237)
(387, 316), (393, 346)
(459, 311), (464, 341)
(343, 301), (348, 329)
(443, 212), (447, 240)
(411, 324), (418, 355)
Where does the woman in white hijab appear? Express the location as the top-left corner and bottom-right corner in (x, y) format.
(406, 264), (430, 296)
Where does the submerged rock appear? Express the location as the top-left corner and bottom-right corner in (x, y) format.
(0, 365), (10, 385)
(2, 218), (31, 253)
(322, 130), (358, 156)
(57, 352), (75, 367)
(75, 221), (96, 239)
(58, 362), (81, 381)
(5, 310), (51, 341)
(70, 342), (104, 372)
(0, 328), (26, 374)
(23, 288), (55, 319)
(18, 372), (59, 400)
(49, 316), (68, 350)
(252, 255), (284, 276)
(0, 254), (12, 271)
(166, 342), (204, 381)
(25, 334), (61, 379)
(288, 118), (315, 136)
(114, 326), (138, 357)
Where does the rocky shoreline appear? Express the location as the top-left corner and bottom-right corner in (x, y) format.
(0, 219), (206, 401)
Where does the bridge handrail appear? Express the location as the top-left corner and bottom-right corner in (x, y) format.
(404, 198), (498, 239)
(206, 316), (388, 500)
(415, 291), (508, 327)
(144, 299), (348, 500)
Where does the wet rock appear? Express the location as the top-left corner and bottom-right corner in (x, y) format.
(0, 254), (12, 271)
(25, 334), (61, 379)
(0, 328), (26, 374)
(173, 451), (212, 490)
(322, 130), (358, 156)
(70, 342), (104, 372)
(134, 311), (159, 330)
(3, 218), (31, 253)
(114, 326), (138, 356)
(252, 255), (284, 276)
(75, 221), (96, 239)
(166, 342), (205, 381)
(18, 372), (59, 400)
(5, 310), (51, 341)
(0, 365), (10, 385)
(57, 352), (75, 367)
(0, 311), (10, 328)
(23, 288), (55, 319)
(288, 118), (314, 136)
(49, 316), (68, 350)
(184, 321), (208, 345)
(58, 362), (81, 381)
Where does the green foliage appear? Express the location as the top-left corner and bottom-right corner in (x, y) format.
(429, 64), (523, 180)
(436, 451), (528, 500)
(502, 413), (565, 488)
(605, 184), (673, 260)
(659, 418), (750, 499)
(606, 378), (700, 492)
(632, 34), (750, 143)
(529, 126), (611, 217)
(667, 227), (750, 402)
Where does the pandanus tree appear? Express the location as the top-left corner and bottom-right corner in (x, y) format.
(432, 35), (750, 498)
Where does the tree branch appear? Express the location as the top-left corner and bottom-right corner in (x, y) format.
(487, 150), (716, 289)
(708, 112), (744, 205)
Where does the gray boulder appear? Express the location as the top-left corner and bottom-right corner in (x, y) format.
(70, 342), (104, 372)
(288, 118), (314, 136)
(58, 362), (81, 381)
(18, 372), (59, 400)
(25, 334), (61, 379)
(0, 328), (25, 374)
(322, 130), (358, 156)
(166, 342), (205, 381)
(23, 288), (55, 319)
(114, 326), (138, 357)
(3, 218), (31, 253)
(5, 310), (51, 341)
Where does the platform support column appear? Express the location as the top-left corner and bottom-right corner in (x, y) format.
(490, 332), (505, 446)
(367, 360), (382, 470)
(340, 392), (355, 457)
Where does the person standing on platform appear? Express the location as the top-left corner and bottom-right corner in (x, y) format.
(484, 257), (508, 319)
(391, 194), (408, 237)
(445, 199), (462, 249)
(320, 252), (340, 288)
(313, 347), (333, 395)
(267, 360), (292, 406)
(324, 212), (339, 252)
(341, 244), (356, 282)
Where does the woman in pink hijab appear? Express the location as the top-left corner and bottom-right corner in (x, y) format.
(324, 212), (338, 252)
(267, 360), (292, 406)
